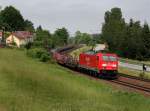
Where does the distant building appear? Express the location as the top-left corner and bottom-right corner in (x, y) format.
(94, 44), (108, 51)
(6, 31), (34, 47)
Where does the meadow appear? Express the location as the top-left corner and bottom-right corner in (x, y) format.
(0, 48), (149, 111)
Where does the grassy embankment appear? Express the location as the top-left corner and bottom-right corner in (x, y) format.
(0, 48), (149, 111)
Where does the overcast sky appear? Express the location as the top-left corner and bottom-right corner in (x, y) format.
(1, 0), (150, 34)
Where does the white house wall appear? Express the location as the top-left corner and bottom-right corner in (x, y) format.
(6, 35), (34, 48)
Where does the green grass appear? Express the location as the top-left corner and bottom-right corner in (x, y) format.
(0, 48), (150, 111)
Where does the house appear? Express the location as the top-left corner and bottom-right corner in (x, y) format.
(6, 31), (34, 47)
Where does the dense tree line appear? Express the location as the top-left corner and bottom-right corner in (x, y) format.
(74, 31), (92, 45)
(2, 5), (149, 61)
(102, 7), (150, 60)
(69, 31), (101, 48)
(53, 27), (69, 46)
(27, 26), (70, 62)
(0, 5), (100, 50)
(0, 6), (69, 49)
(0, 6), (34, 32)
(34, 26), (69, 49)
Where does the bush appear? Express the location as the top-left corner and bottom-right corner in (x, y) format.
(27, 48), (50, 62)
(27, 48), (38, 58)
(40, 53), (50, 62)
(139, 72), (145, 79)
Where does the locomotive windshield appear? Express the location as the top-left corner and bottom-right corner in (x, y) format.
(102, 55), (117, 61)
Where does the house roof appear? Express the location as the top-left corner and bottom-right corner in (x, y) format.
(12, 31), (33, 40)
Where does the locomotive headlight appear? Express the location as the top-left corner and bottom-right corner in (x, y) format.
(102, 64), (107, 67)
(112, 64), (117, 67)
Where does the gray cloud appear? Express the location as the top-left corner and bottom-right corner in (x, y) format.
(1, 0), (150, 34)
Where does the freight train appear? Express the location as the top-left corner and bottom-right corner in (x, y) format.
(53, 46), (118, 78)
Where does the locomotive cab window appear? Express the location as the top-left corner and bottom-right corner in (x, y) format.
(102, 56), (109, 61)
(109, 56), (117, 61)
(102, 55), (117, 61)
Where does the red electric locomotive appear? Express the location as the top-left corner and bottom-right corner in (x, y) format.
(79, 50), (118, 78)
(53, 47), (118, 78)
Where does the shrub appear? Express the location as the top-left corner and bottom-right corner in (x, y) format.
(27, 48), (38, 58)
(40, 53), (50, 62)
(27, 48), (50, 62)
(139, 72), (145, 79)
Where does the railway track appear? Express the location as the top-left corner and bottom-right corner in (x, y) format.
(119, 73), (150, 82)
(55, 45), (150, 96)
(110, 79), (150, 93)
(68, 65), (150, 95)
(112, 74), (150, 93)
(76, 68), (150, 94)
(76, 69), (150, 95)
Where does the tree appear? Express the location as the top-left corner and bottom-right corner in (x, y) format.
(34, 25), (53, 49)
(74, 31), (83, 44)
(24, 19), (35, 32)
(81, 33), (92, 45)
(53, 27), (69, 46)
(0, 6), (25, 31)
(101, 7), (126, 54)
(68, 37), (75, 44)
(91, 34), (103, 44)
(36, 25), (43, 32)
(74, 31), (92, 45)
(25, 42), (32, 50)
(101, 7), (150, 60)
(0, 16), (3, 28)
(141, 23), (150, 60)
(123, 20), (143, 60)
